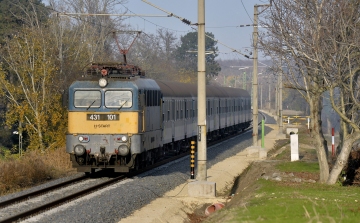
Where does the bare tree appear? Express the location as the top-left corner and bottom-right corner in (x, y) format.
(260, 0), (360, 184)
(48, 0), (128, 83)
(128, 29), (180, 81)
(321, 1), (360, 184)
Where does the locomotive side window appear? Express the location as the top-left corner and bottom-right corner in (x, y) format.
(145, 90), (149, 106)
(153, 90), (156, 106)
(105, 90), (132, 108)
(74, 90), (101, 108)
(151, 90), (153, 106)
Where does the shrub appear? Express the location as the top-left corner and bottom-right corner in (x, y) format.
(0, 147), (75, 195)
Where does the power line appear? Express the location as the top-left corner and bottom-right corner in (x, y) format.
(32, 0), (254, 60)
(241, 0), (253, 23)
(28, 0), (188, 37)
(119, 2), (189, 33)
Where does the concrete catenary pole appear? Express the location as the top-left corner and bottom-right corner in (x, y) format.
(252, 5), (259, 146)
(278, 66), (284, 135)
(268, 78), (271, 111)
(197, 0), (207, 181)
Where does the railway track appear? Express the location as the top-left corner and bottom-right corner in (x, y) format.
(0, 113), (264, 223)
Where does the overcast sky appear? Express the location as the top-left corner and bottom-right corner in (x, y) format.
(120, 0), (271, 60)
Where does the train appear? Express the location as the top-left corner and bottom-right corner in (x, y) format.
(65, 62), (252, 174)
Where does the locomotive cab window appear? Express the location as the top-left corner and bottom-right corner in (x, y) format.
(74, 90), (101, 108)
(105, 90), (132, 108)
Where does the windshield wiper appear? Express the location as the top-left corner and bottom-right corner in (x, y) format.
(118, 99), (129, 110)
(87, 100), (96, 110)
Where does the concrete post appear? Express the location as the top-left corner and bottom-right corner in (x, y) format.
(196, 0), (207, 181)
(252, 5), (259, 146)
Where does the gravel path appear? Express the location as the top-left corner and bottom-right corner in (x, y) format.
(1, 113), (275, 223)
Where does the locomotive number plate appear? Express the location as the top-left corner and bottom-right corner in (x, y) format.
(87, 114), (119, 121)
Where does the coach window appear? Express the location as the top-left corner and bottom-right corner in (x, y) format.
(176, 100), (179, 120)
(172, 99), (175, 120)
(167, 100), (170, 121)
(74, 90), (101, 108)
(180, 100), (183, 119)
(105, 90), (132, 108)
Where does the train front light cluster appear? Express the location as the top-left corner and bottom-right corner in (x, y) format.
(116, 135), (128, 143)
(74, 145), (85, 156)
(118, 145), (129, 156)
(78, 135), (90, 143)
(99, 78), (108, 88)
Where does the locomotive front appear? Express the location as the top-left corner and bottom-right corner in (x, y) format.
(66, 63), (146, 173)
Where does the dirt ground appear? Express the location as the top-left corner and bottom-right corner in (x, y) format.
(119, 124), (287, 223)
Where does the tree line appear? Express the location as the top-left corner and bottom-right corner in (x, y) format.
(0, 0), (220, 152)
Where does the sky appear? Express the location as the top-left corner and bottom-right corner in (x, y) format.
(119, 0), (271, 60)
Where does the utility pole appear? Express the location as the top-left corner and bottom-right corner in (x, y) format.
(252, 5), (259, 146)
(275, 81), (278, 116)
(260, 84), (263, 109)
(243, 72), (247, 90)
(188, 0), (216, 198)
(197, 0), (207, 182)
(268, 79), (271, 111)
(252, 3), (271, 147)
(278, 66), (284, 137)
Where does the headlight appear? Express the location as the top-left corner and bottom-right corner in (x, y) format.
(74, 145), (85, 156)
(118, 145), (129, 156)
(99, 78), (107, 87)
(121, 135), (128, 142)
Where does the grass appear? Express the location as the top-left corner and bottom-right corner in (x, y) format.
(206, 161), (360, 223)
(0, 147), (75, 196)
(231, 180), (360, 222)
(204, 125), (360, 223)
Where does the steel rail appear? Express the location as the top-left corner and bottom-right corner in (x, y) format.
(0, 175), (88, 209)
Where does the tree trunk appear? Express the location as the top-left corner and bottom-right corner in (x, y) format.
(327, 131), (360, 184)
(309, 94), (329, 183)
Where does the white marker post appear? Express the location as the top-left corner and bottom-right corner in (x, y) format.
(290, 132), (299, 161)
(332, 128), (335, 157)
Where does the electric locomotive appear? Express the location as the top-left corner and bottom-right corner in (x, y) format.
(66, 62), (251, 174)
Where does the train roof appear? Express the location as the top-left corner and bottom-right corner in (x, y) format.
(155, 80), (250, 98)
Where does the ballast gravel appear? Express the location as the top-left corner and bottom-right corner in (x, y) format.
(3, 114), (276, 223)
